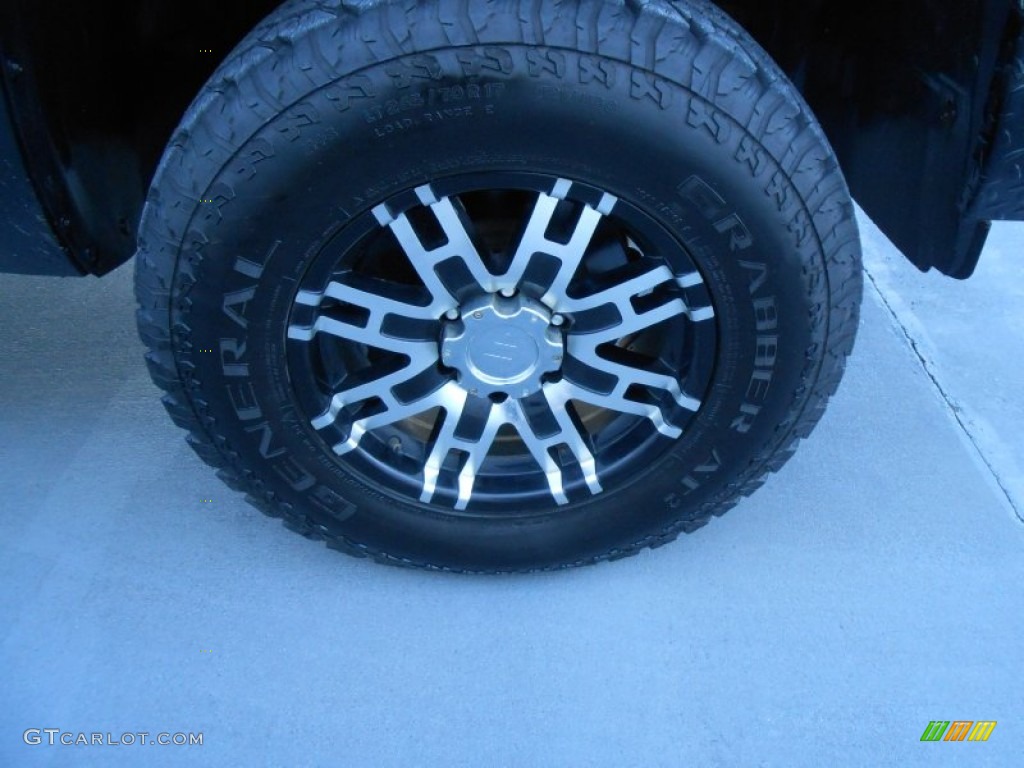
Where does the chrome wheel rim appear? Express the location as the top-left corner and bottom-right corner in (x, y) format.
(286, 174), (717, 513)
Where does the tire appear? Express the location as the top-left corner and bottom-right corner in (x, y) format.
(134, 0), (862, 573)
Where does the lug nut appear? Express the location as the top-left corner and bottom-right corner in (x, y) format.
(551, 314), (565, 327)
(444, 308), (459, 320)
(499, 287), (516, 297)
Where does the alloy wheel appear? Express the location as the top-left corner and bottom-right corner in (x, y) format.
(286, 174), (718, 514)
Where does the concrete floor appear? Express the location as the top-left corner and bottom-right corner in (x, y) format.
(1, 214), (1022, 767)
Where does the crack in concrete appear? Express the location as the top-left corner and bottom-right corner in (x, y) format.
(864, 267), (1024, 524)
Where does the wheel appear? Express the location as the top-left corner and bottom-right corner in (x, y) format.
(135, 0), (862, 572)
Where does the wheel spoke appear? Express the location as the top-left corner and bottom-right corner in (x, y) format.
(289, 273), (445, 436)
(500, 180), (617, 302)
(512, 406), (570, 505)
(419, 391), (607, 508)
(289, 275), (439, 354)
(550, 379), (682, 439)
(332, 378), (453, 455)
(309, 364), (429, 432)
(563, 264), (713, 356)
(569, 353), (702, 413)
(424, 394), (506, 510)
(538, 381), (603, 495)
(296, 278), (437, 320)
(419, 387), (483, 507)
(288, 314), (436, 356)
(558, 265), (708, 435)
(376, 185), (496, 304)
(558, 265), (673, 313)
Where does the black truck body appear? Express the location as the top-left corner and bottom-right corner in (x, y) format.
(2, 0), (1024, 279)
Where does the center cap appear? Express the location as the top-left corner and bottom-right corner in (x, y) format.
(441, 294), (564, 398)
(469, 326), (539, 381)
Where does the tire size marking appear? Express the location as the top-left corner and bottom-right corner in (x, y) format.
(363, 82), (506, 136)
(535, 84), (616, 114)
(426, 83), (505, 105)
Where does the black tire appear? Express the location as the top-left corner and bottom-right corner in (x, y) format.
(135, 0), (862, 573)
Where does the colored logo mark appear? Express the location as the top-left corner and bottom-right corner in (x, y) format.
(920, 721), (996, 742)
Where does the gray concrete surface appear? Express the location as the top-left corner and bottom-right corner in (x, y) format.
(1, 215), (1022, 767)
(862, 215), (1024, 520)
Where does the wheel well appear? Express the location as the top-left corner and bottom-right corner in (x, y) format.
(717, 0), (1019, 277)
(1, 0), (281, 274)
